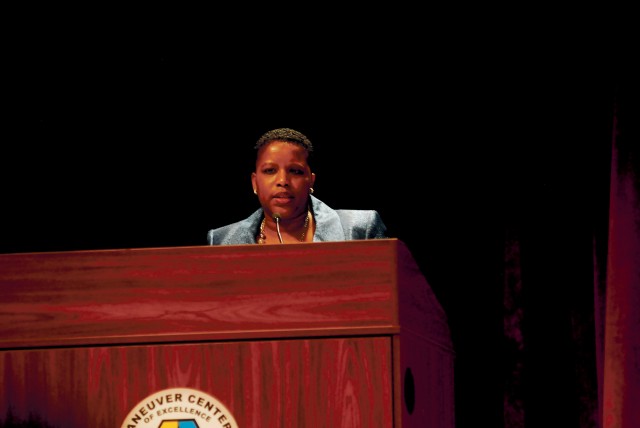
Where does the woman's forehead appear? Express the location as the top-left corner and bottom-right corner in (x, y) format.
(258, 141), (308, 160)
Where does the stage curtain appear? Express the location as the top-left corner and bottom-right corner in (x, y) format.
(599, 80), (640, 428)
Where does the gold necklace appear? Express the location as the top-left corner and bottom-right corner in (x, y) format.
(258, 209), (311, 244)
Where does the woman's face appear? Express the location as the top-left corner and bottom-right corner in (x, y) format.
(251, 141), (316, 221)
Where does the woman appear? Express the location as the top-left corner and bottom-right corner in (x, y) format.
(207, 127), (388, 245)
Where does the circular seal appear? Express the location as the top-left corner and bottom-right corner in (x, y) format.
(120, 387), (238, 428)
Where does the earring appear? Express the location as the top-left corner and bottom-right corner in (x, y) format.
(309, 187), (314, 194)
(253, 189), (257, 195)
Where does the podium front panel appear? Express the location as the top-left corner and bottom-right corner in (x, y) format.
(1, 337), (393, 427)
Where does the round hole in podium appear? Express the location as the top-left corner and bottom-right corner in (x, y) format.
(404, 367), (415, 415)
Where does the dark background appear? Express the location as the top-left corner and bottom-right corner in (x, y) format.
(3, 11), (624, 426)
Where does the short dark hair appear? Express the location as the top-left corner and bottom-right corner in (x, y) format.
(255, 128), (314, 152)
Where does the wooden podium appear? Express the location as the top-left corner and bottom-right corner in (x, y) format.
(0, 239), (454, 427)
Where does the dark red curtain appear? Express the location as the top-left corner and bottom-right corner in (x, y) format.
(503, 63), (638, 427)
(599, 81), (640, 428)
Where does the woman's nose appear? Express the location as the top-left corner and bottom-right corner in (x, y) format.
(276, 172), (289, 186)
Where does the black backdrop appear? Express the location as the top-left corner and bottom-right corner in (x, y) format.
(3, 13), (622, 426)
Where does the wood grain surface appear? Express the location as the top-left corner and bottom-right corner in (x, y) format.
(1, 337), (392, 427)
(1, 240), (400, 348)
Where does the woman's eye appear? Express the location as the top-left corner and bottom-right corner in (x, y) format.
(291, 168), (304, 175)
(263, 168), (276, 174)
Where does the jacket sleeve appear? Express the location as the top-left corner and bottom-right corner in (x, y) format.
(365, 210), (388, 239)
(336, 210), (388, 240)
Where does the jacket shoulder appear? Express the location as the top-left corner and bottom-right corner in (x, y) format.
(335, 209), (388, 239)
(207, 210), (262, 245)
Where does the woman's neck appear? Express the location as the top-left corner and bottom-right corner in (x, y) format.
(260, 209), (313, 244)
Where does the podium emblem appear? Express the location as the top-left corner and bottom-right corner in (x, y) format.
(121, 387), (238, 428)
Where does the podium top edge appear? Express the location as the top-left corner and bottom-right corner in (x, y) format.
(0, 238), (402, 257)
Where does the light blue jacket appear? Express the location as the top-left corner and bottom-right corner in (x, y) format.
(207, 196), (387, 245)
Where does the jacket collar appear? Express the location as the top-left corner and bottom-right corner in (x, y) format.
(248, 195), (344, 243)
